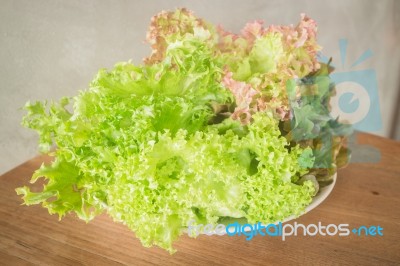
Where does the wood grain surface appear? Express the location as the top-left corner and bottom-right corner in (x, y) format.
(1, 133), (399, 265)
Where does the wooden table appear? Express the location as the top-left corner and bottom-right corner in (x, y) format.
(1, 133), (399, 265)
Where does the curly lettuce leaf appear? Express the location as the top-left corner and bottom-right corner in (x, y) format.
(16, 8), (344, 254)
(18, 96), (315, 253)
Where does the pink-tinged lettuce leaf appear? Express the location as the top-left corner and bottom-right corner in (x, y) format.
(241, 20), (265, 45)
(16, 8), (341, 254)
(266, 13), (321, 77)
(221, 70), (258, 124)
(144, 8), (216, 65)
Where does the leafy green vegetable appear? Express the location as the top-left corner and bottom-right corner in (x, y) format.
(17, 8), (350, 253)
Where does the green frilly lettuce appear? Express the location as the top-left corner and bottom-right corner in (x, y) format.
(16, 8), (349, 253)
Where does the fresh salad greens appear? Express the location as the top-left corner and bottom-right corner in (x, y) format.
(16, 8), (350, 253)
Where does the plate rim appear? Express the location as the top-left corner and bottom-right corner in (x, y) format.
(186, 172), (337, 235)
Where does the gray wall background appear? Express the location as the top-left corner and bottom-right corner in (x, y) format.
(1, 0), (400, 174)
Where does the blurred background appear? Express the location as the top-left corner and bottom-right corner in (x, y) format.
(1, 0), (399, 174)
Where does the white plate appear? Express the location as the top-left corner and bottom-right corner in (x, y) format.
(280, 172), (337, 224)
(186, 173), (337, 235)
